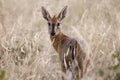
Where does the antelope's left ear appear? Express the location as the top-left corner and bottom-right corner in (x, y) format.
(57, 6), (67, 21)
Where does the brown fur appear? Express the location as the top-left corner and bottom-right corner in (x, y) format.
(51, 16), (58, 24)
(50, 31), (88, 80)
(41, 6), (91, 80)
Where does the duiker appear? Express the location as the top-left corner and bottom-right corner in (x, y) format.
(41, 6), (91, 80)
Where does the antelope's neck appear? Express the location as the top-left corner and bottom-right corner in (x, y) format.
(50, 33), (68, 53)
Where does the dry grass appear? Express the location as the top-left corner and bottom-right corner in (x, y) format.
(0, 0), (120, 80)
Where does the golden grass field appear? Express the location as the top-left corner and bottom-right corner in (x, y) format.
(0, 0), (120, 80)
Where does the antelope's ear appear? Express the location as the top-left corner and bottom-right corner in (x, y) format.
(41, 6), (51, 21)
(57, 6), (67, 21)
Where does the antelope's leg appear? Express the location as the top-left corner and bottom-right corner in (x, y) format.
(84, 59), (90, 74)
(74, 66), (79, 80)
(61, 64), (66, 80)
(78, 60), (83, 78)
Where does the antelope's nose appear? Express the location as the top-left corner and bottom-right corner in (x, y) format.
(51, 32), (55, 36)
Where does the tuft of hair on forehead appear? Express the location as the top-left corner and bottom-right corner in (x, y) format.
(51, 15), (58, 24)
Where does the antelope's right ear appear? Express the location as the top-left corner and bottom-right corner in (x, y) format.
(41, 7), (51, 21)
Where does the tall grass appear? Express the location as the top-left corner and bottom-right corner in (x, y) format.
(0, 0), (120, 80)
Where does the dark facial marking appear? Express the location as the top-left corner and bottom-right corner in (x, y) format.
(51, 24), (55, 36)
(52, 23), (55, 27)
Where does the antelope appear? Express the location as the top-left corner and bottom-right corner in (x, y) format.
(41, 6), (91, 80)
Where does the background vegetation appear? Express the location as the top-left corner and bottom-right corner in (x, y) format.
(0, 0), (120, 80)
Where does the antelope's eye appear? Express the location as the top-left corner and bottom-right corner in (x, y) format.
(48, 23), (51, 26)
(57, 23), (60, 26)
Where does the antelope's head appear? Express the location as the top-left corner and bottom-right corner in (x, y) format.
(41, 6), (67, 36)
